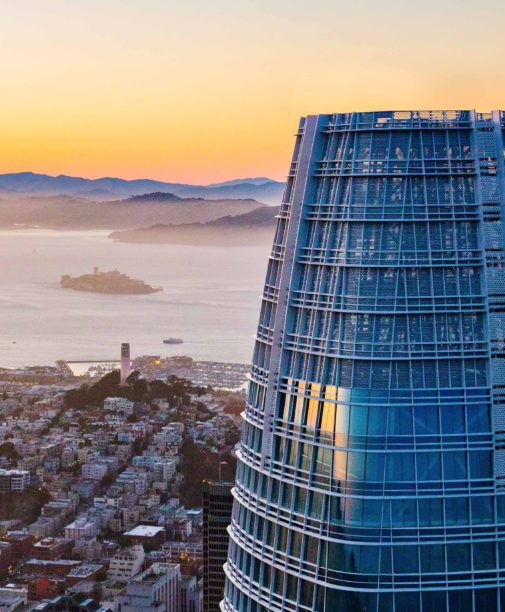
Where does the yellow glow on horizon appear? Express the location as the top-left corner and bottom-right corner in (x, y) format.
(1, 0), (505, 184)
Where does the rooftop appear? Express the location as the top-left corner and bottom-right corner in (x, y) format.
(131, 562), (180, 585)
(67, 564), (103, 578)
(26, 559), (81, 566)
(124, 525), (165, 538)
(66, 518), (95, 529)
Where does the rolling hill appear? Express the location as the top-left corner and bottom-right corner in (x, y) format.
(108, 205), (279, 245)
(0, 192), (266, 230)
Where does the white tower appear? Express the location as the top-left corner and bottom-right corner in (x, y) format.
(120, 343), (131, 385)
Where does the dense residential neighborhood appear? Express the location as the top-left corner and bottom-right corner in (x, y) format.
(0, 363), (242, 610)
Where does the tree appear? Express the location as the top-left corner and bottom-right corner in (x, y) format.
(132, 437), (147, 455)
(0, 442), (20, 461)
(178, 439), (237, 507)
(64, 371), (205, 412)
(100, 471), (114, 487)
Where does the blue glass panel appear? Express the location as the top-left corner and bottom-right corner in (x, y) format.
(420, 543), (445, 573)
(473, 541), (496, 570)
(447, 543), (471, 571)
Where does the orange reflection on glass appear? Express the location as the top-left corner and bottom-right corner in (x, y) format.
(333, 450), (347, 481)
(307, 383), (321, 429)
(293, 381), (306, 428)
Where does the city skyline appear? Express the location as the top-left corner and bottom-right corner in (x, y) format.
(3, 2), (505, 609)
(2, 0), (505, 183)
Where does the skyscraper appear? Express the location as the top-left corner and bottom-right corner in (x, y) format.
(223, 111), (505, 611)
(203, 480), (234, 612)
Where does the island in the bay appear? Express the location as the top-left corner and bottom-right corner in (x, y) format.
(60, 267), (162, 294)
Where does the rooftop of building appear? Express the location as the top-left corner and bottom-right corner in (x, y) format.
(67, 564), (103, 578)
(0, 592), (26, 605)
(123, 525), (164, 538)
(131, 562), (180, 585)
(0, 468), (29, 475)
(34, 537), (71, 547)
(65, 518), (95, 529)
(33, 593), (106, 611)
(202, 480), (233, 494)
(26, 558), (81, 566)
(110, 544), (144, 560)
(5, 531), (32, 541)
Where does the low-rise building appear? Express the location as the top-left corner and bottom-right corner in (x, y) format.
(65, 563), (105, 587)
(93, 495), (123, 510)
(114, 562), (181, 611)
(180, 575), (203, 612)
(32, 537), (74, 561)
(0, 469), (30, 492)
(28, 517), (58, 540)
(5, 531), (33, 560)
(104, 397), (134, 416)
(24, 559), (82, 577)
(0, 585), (28, 611)
(71, 480), (97, 501)
(64, 519), (97, 541)
(162, 541), (203, 564)
(123, 525), (166, 549)
(81, 463), (108, 481)
(0, 541), (13, 576)
(107, 545), (145, 584)
(32, 592), (108, 610)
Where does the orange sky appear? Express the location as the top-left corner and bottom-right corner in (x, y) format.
(1, 0), (505, 184)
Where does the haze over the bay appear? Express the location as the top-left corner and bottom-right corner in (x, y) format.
(0, 171), (281, 367)
(0, 229), (269, 368)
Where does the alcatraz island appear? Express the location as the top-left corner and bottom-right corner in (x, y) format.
(60, 267), (162, 295)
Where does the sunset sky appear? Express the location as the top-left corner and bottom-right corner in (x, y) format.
(2, 0), (505, 184)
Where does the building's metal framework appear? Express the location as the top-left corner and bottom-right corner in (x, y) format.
(222, 110), (505, 611)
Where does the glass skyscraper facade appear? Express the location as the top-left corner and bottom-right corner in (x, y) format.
(222, 110), (505, 611)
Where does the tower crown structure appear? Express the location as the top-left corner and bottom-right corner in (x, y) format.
(223, 110), (505, 611)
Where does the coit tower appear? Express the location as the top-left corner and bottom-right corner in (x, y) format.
(120, 342), (131, 385)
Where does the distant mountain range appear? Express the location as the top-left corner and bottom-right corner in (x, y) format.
(109, 205), (279, 245)
(0, 172), (285, 205)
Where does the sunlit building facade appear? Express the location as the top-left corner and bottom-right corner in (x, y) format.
(223, 110), (505, 611)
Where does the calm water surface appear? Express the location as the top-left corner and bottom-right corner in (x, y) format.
(0, 230), (270, 368)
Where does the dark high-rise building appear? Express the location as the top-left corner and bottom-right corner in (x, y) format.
(203, 480), (233, 611)
(223, 111), (505, 611)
